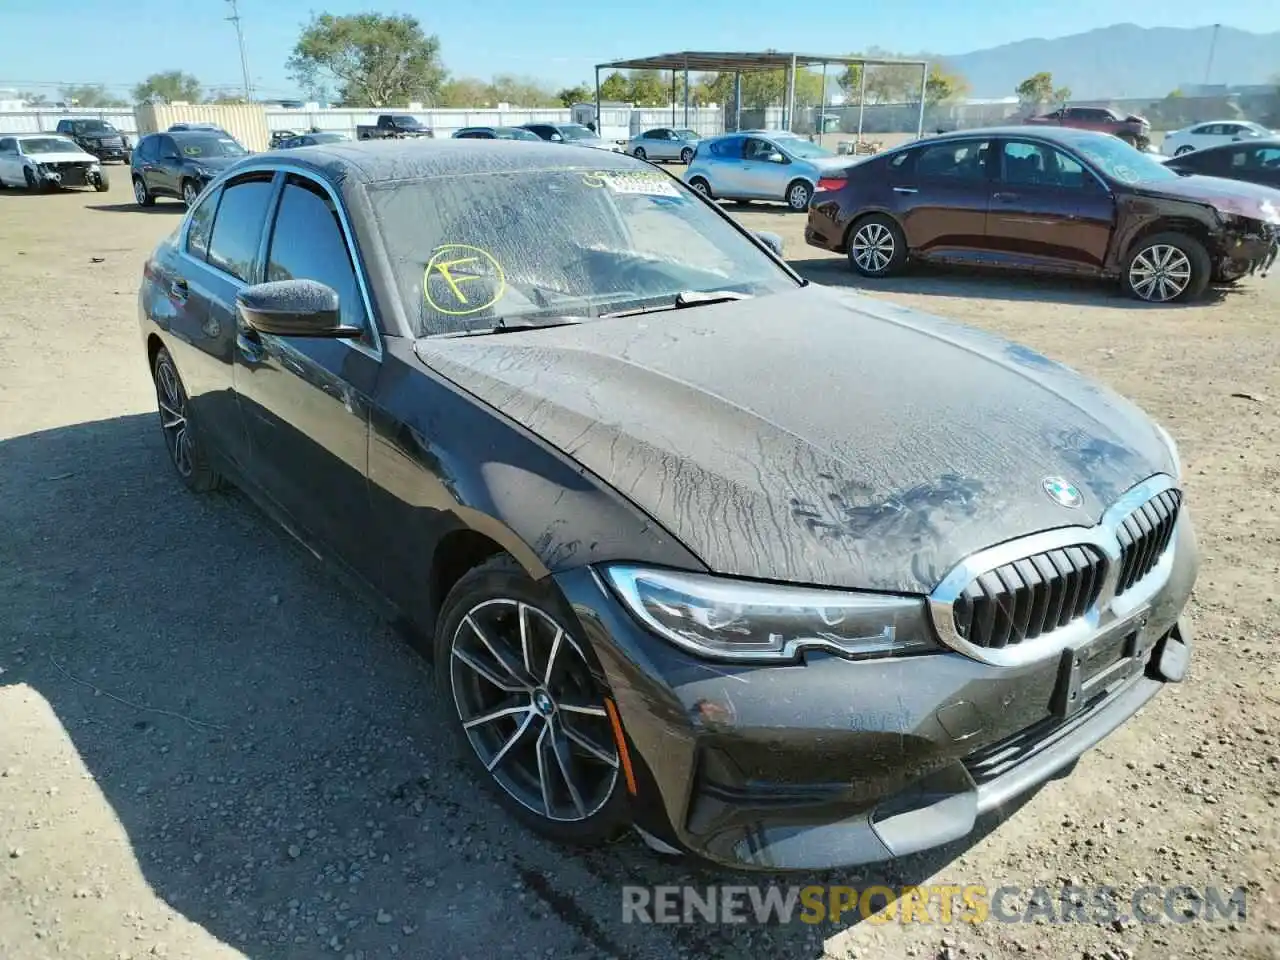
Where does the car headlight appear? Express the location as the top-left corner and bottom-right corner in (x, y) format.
(1155, 422), (1182, 480)
(192, 165), (213, 179)
(601, 565), (939, 662)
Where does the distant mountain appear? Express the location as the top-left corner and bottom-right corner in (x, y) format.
(943, 24), (1280, 100)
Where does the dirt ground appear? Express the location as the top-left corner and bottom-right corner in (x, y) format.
(1, 170), (1278, 960)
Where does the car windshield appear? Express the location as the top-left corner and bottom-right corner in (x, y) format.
(21, 137), (79, 155)
(782, 139), (835, 159)
(75, 121), (116, 133)
(497, 127), (540, 140)
(1073, 134), (1178, 183)
(175, 136), (247, 158)
(369, 165), (799, 336)
(558, 124), (599, 141)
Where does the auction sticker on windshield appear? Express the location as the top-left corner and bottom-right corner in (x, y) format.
(583, 170), (682, 198)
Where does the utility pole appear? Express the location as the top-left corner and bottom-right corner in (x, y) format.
(226, 0), (253, 101)
(1203, 23), (1220, 85)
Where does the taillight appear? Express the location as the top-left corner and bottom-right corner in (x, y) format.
(816, 176), (847, 192)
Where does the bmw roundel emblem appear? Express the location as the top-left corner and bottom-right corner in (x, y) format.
(1042, 476), (1084, 509)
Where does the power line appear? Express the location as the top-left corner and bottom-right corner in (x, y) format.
(225, 0), (254, 101)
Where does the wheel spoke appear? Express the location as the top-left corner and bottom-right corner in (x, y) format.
(466, 614), (532, 689)
(557, 696), (607, 718)
(542, 626), (564, 686)
(452, 646), (524, 693)
(485, 710), (536, 771)
(534, 724), (554, 815)
(560, 722), (619, 768)
(549, 725), (588, 818)
(518, 602), (533, 675)
(463, 698), (533, 730)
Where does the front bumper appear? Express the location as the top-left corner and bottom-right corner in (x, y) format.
(32, 163), (104, 188)
(556, 512), (1197, 871)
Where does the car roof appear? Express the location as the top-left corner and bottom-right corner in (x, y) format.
(1181, 136), (1280, 151)
(218, 138), (644, 187)
(901, 126), (1134, 148)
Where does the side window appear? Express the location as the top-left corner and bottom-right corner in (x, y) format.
(744, 137), (783, 162)
(206, 175), (275, 282)
(1254, 147), (1280, 169)
(266, 176), (367, 333)
(916, 140), (989, 180)
(709, 137), (743, 158)
(185, 187), (221, 261)
(56, 121), (70, 133)
(0, 138), (14, 154)
(1002, 141), (1088, 188)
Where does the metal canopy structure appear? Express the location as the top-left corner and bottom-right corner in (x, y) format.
(592, 50), (931, 139)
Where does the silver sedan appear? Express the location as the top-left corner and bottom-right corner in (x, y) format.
(625, 127), (700, 164)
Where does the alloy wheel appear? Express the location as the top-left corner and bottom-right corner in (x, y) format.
(852, 222), (896, 274)
(154, 356), (194, 477)
(182, 181), (198, 206)
(690, 180), (710, 197)
(633, 147), (646, 160)
(1128, 244), (1192, 302)
(449, 598), (619, 823)
(680, 148), (693, 164)
(133, 178), (148, 204)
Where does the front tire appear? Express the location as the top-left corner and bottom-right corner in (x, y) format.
(24, 167), (41, 191)
(632, 146), (647, 160)
(785, 179), (813, 211)
(434, 555), (628, 846)
(93, 171), (110, 193)
(152, 347), (221, 492)
(1122, 232), (1211, 303)
(688, 176), (712, 199)
(847, 214), (908, 277)
(133, 176), (155, 207)
(181, 179), (200, 207)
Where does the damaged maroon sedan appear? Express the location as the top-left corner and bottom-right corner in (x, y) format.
(806, 127), (1279, 302)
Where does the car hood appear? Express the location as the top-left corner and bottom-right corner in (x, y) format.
(1136, 174), (1280, 223)
(27, 148), (98, 164)
(413, 285), (1175, 593)
(188, 156), (237, 170)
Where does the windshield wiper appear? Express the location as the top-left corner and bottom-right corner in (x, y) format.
(604, 290), (754, 318)
(429, 316), (585, 338)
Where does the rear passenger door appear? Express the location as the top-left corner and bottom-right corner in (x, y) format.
(888, 138), (994, 258)
(232, 172), (380, 578)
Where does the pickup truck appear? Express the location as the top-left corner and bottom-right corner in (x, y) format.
(1023, 106), (1151, 151)
(356, 114), (434, 140)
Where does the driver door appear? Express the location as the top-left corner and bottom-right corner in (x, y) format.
(739, 137), (790, 199)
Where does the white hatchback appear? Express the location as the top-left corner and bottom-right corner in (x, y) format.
(1162, 121), (1274, 157)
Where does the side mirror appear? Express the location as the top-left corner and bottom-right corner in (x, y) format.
(236, 280), (361, 338)
(767, 152), (786, 164)
(755, 231), (784, 257)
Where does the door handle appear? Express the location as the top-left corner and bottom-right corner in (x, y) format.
(236, 327), (265, 364)
(992, 192), (1019, 202)
(892, 186), (918, 194)
(169, 279), (188, 302)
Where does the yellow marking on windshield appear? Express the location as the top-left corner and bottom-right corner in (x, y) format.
(423, 244), (506, 316)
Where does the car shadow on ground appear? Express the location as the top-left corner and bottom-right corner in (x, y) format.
(0, 414), (1044, 959)
(788, 256), (1237, 309)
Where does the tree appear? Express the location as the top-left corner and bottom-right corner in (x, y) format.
(691, 70), (825, 110)
(287, 13), (445, 108)
(18, 91), (49, 106)
(132, 71), (202, 104)
(925, 65), (968, 105)
(837, 62), (863, 99)
(598, 71), (631, 102)
(556, 85), (589, 107)
(627, 70), (667, 106)
(59, 84), (127, 108)
(209, 88), (248, 104)
(1016, 71), (1069, 106)
(439, 77), (491, 108)
(487, 74), (559, 107)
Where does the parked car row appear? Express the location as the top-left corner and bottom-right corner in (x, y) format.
(135, 135), (1200, 874)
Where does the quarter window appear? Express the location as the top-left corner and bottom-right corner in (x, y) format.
(266, 176), (367, 333)
(185, 187), (221, 261)
(205, 174), (275, 282)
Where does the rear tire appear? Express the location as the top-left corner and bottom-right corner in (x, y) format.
(152, 347), (221, 492)
(846, 213), (908, 277)
(679, 147), (693, 164)
(434, 555), (629, 846)
(1121, 232), (1211, 303)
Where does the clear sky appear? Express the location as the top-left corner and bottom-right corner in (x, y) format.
(2, 0), (1279, 99)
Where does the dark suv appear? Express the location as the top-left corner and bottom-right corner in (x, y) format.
(131, 131), (249, 207)
(54, 118), (131, 162)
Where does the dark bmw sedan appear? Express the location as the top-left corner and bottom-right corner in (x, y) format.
(806, 127), (1279, 301)
(1162, 137), (1280, 191)
(139, 139), (1197, 871)
(132, 130), (249, 207)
